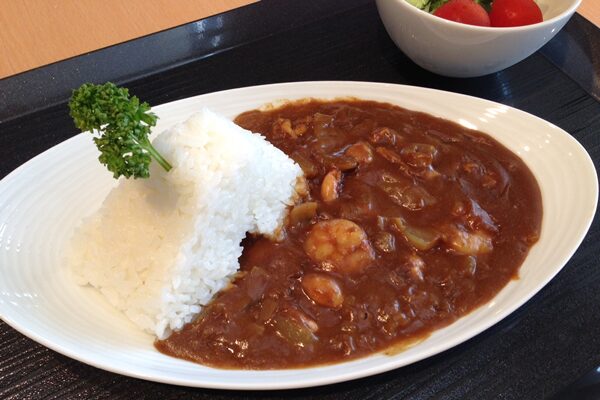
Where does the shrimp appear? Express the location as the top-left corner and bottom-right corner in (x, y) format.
(301, 273), (344, 308)
(345, 141), (374, 165)
(321, 169), (342, 202)
(304, 219), (375, 274)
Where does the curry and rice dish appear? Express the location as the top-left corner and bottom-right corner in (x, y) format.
(68, 85), (542, 369)
(154, 99), (542, 368)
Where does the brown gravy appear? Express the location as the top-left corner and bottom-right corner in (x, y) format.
(156, 99), (542, 369)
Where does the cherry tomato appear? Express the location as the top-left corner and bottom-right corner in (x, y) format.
(489, 0), (543, 27)
(433, 0), (491, 27)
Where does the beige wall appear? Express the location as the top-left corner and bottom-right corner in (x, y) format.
(0, 0), (256, 78)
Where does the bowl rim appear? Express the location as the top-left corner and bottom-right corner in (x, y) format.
(386, 0), (583, 32)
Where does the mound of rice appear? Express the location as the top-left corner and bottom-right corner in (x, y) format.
(70, 108), (305, 339)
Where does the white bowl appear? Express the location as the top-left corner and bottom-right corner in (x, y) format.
(376, 0), (582, 77)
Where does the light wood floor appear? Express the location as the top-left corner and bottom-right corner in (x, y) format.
(0, 0), (597, 79)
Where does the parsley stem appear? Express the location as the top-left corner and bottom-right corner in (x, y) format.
(136, 136), (172, 172)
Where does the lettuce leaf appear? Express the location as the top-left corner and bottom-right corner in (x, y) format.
(475, 0), (493, 12)
(429, 0), (449, 12)
(405, 0), (431, 9)
(406, 0), (494, 13)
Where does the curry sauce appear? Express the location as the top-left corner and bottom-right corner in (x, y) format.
(155, 99), (542, 369)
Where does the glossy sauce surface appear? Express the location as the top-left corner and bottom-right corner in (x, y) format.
(156, 100), (542, 369)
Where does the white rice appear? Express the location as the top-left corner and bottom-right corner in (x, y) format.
(70, 108), (305, 339)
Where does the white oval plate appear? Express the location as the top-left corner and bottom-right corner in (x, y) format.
(0, 82), (597, 390)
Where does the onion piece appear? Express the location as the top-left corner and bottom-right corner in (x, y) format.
(289, 202), (318, 225)
(390, 217), (440, 251)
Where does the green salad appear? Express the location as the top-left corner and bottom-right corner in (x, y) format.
(406, 0), (493, 12)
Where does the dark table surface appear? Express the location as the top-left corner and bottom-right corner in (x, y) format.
(1, 1), (599, 399)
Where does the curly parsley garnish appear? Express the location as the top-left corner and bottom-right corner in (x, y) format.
(68, 82), (172, 179)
